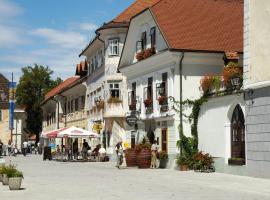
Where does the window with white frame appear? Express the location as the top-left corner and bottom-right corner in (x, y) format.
(109, 83), (120, 98)
(91, 58), (94, 73)
(98, 50), (103, 67)
(108, 39), (119, 56)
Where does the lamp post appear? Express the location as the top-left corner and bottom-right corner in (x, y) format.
(231, 76), (241, 90)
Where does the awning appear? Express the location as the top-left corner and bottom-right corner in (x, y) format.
(41, 127), (68, 138)
(57, 126), (100, 138)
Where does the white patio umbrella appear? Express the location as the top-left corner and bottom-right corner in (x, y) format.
(57, 126), (100, 138)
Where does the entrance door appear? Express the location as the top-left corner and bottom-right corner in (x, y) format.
(231, 105), (245, 161)
(161, 128), (167, 152)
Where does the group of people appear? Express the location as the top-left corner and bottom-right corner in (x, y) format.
(53, 139), (107, 162)
(0, 140), (18, 157)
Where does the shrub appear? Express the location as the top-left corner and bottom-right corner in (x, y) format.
(158, 151), (168, 160)
(192, 151), (214, 171)
(223, 66), (243, 88)
(200, 75), (215, 95)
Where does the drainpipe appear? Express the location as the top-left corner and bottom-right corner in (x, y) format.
(179, 52), (185, 154)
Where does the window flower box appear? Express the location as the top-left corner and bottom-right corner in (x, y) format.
(144, 99), (152, 107)
(158, 95), (167, 105)
(136, 51), (145, 61)
(143, 47), (156, 59)
(223, 62), (243, 89)
(107, 97), (122, 104)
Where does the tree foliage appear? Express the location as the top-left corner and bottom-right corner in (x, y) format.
(16, 64), (62, 140)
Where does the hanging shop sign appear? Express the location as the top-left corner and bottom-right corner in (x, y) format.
(126, 111), (138, 126)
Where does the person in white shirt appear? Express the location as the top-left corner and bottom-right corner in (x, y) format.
(23, 141), (28, 156)
(115, 141), (123, 169)
(150, 140), (158, 169)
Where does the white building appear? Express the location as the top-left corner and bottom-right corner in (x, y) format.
(79, 0), (159, 157)
(119, 0), (243, 166)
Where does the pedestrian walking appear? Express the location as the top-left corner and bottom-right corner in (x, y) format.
(150, 140), (158, 169)
(82, 139), (89, 160)
(115, 141), (124, 169)
(7, 140), (12, 156)
(23, 140), (28, 156)
(73, 140), (78, 160)
(0, 140), (3, 157)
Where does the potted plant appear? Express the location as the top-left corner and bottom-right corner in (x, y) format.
(0, 165), (5, 182)
(135, 139), (151, 169)
(158, 95), (167, 105)
(8, 169), (23, 190)
(125, 148), (137, 167)
(176, 153), (190, 171)
(158, 151), (168, 169)
(223, 62), (243, 89)
(200, 74), (215, 96)
(192, 151), (214, 172)
(136, 51), (145, 61)
(143, 47), (156, 59)
(143, 99), (152, 107)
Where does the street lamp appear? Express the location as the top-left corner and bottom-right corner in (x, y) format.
(231, 76), (241, 90)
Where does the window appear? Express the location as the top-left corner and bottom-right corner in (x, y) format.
(0, 110), (2, 121)
(162, 72), (168, 96)
(81, 96), (85, 109)
(91, 58), (94, 73)
(147, 77), (153, 99)
(67, 101), (71, 113)
(94, 55), (98, 69)
(108, 39), (119, 56)
(64, 102), (66, 114)
(98, 50), (103, 67)
(109, 83), (120, 98)
(150, 27), (156, 48)
(128, 82), (137, 110)
(70, 100), (74, 112)
(75, 98), (79, 111)
(141, 32), (147, 50)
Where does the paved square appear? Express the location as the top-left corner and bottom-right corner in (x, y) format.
(1, 155), (270, 200)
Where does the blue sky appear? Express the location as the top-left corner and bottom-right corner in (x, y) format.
(0, 0), (133, 82)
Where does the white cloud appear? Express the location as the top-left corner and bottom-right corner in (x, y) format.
(79, 22), (98, 31)
(0, 0), (23, 19)
(30, 28), (87, 49)
(0, 25), (27, 48)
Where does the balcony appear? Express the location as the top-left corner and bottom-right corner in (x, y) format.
(158, 96), (168, 112)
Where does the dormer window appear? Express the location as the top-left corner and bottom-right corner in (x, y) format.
(150, 27), (156, 48)
(141, 31), (147, 50)
(109, 39), (119, 56)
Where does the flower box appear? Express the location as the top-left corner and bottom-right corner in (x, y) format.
(107, 97), (122, 104)
(136, 51), (144, 61)
(158, 95), (167, 105)
(144, 99), (152, 107)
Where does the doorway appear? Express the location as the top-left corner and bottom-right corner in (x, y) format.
(231, 105), (245, 161)
(161, 128), (167, 152)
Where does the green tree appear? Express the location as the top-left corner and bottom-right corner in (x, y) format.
(16, 64), (62, 141)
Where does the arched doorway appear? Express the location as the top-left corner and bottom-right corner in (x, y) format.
(231, 105), (245, 161)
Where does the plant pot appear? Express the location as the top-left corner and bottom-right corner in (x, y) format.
(8, 177), (22, 190)
(159, 159), (168, 169)
(137, 148), (151, 169)
(2, 174), (9, 185)
(180, 165), (188, 171)
(125, 149), (137, 167)
(0, 174), (3, 182)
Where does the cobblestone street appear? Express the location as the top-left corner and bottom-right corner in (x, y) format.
(1, 155), (270, 200)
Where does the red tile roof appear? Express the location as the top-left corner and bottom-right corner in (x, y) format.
(45, 76), (79, 101)
(113, 0), (160, 23)
(151, 0), (243, 52)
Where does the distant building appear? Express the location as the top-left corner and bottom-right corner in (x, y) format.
(0, 73), (27, 150)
